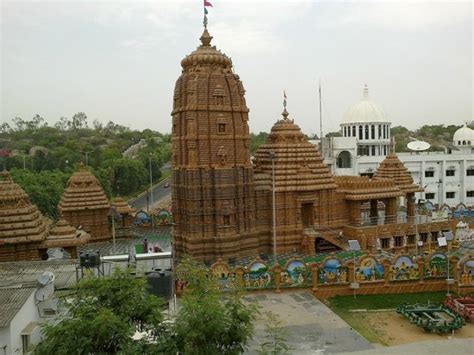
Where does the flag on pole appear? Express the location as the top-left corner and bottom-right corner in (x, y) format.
(204, 0), (212, 14)
(283, 90), (287, 108)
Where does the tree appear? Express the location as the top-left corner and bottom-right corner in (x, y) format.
(34, 268), (166, 354)
(71, 112), (88, 130)
(257, 312), (291, 355)
(174, 257), (257, 354)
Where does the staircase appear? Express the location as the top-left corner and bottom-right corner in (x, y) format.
(303, 226), (349, 252)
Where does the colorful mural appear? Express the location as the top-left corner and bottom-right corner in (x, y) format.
(460, 259), (474, 286)
(424, 253), (448, 278)
(244, 262), (272, 289)
(211, 262), (236, 291)
(391, 256), (419, 281)
(280, 260), (307, 288)
(355, 257), (384, 282)
(318, 258), (348, 284)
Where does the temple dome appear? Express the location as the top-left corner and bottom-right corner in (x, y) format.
(59, 164), (110, 213)
(453, 124), (474, 145)
(373, 153), (423, 194)
(112, 197), (135, 215)
(180, 29), (232, 70)
(342, 85), (389, 124)
(254, 109), (337, 191)
(0, 170), (50, 245)
(40, 218), (90, 249)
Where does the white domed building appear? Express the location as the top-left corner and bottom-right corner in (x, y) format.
(321, 86), (474, 209)
(453, 124), (474, 148)
(340, 85), (392, 157)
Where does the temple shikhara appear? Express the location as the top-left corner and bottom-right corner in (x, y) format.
(171, 28), (454, 262)
(0, 171), (91, 261)
(58, 164), (111, 241)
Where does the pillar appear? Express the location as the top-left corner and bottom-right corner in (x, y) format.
(385, 198), (397, 224)
(311, 263), (319, 291)
(370, 199), (378, 225)
(407, 193), (415, 222)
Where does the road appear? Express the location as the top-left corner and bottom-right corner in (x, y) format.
(129, 176), (171, 212)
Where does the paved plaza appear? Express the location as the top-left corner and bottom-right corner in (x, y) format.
(244, 291), (373, 354)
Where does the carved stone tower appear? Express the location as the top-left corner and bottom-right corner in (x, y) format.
(171, 28), (259, 261)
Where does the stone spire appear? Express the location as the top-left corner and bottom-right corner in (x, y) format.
(373, 154), (423, 194)
(0, 170), (50, 258)
(363, 84), (369, 100)
(59, 165), (110, 240)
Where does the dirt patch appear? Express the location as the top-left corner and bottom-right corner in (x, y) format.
(358, 311), (474, 346)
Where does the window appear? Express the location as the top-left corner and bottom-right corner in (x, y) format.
(394, 236), (403, 247)
(336, 151), (352, 168)
(407, 235), (415, 245)
(446, 192), (455, 199)
(352, 126), (356, 137)
(380, 238), (390, 249)
(365, 125), (369, 140)
(424, 171), (434, 178)
(446, 169), (455, 177)
(467, 191), (474, 197)
(371, 146), (376, 156)
(22, 334), (30, 354)
(467, 168), (474, 176)
(420, 233), (428, 243)
(359, 125), (363, 139)
(223, 215), (230, 225)
(218, 123), (226, 133)
(378, 125), (382, 138)
(343, 126), (347, 136)
(371, 125), (375, 139)
(425, 193), (435, 200)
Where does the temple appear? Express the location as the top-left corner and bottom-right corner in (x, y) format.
(58, 164), (111, 241)
(171, 28), (453, 262)
(0, 171), (90, 261)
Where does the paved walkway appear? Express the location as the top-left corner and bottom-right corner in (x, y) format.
(244, 291), (373, 354)
(338, 338), (474, 355)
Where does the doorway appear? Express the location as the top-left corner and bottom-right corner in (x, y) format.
(301, 203), (314, 227)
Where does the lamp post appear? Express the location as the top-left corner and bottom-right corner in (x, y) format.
(149, 153), (154, 230)
(349, 240), (361, 299)
(269, 150), (277, 264)
(111, 206), (117, 255)
(80, 150), (92, 166)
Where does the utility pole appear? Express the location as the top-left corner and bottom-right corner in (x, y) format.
(80, 150), (92, 166)
(269, 150), (277, 264)
(149, 153), (154, 230)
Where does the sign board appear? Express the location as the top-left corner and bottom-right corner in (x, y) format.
(443, 231), (453, 241)
(350, 282), (360, 289)
(432, 210), (448, 221)
(348, 240), (361, 251)
(437, 236), (447, 247)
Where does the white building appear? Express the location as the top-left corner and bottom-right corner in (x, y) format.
(321, 86), (474, 208)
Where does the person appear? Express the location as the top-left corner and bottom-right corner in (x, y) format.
(143, 238), (148, 253)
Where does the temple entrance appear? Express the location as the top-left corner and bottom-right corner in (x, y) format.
(301, 203), (314, 227)
(314, 237), (340, 253)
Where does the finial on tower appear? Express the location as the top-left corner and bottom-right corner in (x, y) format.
(363, 84), (369, 99)
(203, 0), (213, 29)
(200, 28), (213, 46)
(282, 90), (289, 119)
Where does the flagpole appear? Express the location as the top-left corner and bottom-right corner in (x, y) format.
(319, 79), (324, 156)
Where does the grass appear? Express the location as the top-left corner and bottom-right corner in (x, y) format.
(328, 291), (447, 311)
(325, 291), (448, 345)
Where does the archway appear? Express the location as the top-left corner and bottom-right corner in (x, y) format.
(336, 151), (352, 168)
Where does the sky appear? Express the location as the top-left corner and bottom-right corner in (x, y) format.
(1, 0), (472, 136)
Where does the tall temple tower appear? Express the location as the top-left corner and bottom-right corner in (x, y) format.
(171, 28), (259, 261)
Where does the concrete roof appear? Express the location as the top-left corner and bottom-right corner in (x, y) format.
(0, 287), (35, 327)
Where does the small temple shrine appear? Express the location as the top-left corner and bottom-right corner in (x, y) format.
(58, 164), (111, 241)
(38, 218), (90, 258)
(112, 197), (135, 228)
(0, 171), (90, 262)
(171, 27), (456, 262)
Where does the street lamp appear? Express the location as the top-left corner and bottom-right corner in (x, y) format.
(349, 240), (361, 299)
(80, 150), (92, 166)
(269, 150), (277, 264)
(149, 153), (154, 230)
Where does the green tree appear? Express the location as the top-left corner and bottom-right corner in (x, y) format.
(10, 169), (70, 218)
(174, 257), (257, 354)
(34, 268), (166, 354)
(257, 312), (291, 355)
